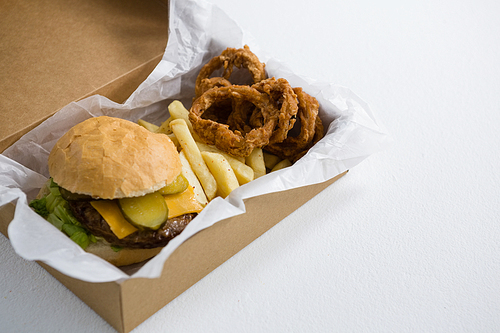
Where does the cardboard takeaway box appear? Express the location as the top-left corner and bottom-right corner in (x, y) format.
(0, 0), (346, 332)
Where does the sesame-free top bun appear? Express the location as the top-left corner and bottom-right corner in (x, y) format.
(48, 116), (182, 199)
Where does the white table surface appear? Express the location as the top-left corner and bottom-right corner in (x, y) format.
(2, 0), (499, 332)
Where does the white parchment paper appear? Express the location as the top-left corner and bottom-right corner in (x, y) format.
(0, 0), (391, 282)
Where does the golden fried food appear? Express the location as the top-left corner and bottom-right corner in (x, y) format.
(189, 46), (323, 162)
(250, 77), (298, 144)
(196, 77), (232, 98)
(189, 85), (280, 157)
(264, 87), (323, 161)
(195, 45), (266, 97)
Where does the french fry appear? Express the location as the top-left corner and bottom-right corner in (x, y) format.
(168, 100), (200, 141)
(166, 133), (179, 148)
(170, 118), (217, 201)
(271, 159), (292, 172)
(263, 152), (281, 170)
(201, 151), (239, 198)
(245, 147), (266, 178)
(196, 142), (253, 185)
(225, 158), (254, 185)
(137, 119), (160, 133)
(156, 117), (173, 135)
(179, 150), (208, 206)
(196, 142), (245, 163)
(139, 118), (179, 148)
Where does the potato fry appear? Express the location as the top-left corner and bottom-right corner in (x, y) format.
(201, 151), (239, 198)
(137, 119), (159, 132)
(168, 100), (200, 141)
(196, 142), (253, 184)
(166, 133), (179, 149)
(263, 152), (281, 170)
(156, 117), (173, 135)
(139, 118), (179, 147)
(179, 150), (208, 206)
(271, 159), (292, 172)
(245, 148), (266, 178)
(170, 119), (217, 201)
(226, 158), (254, 185)
(196, 142), (245, 163)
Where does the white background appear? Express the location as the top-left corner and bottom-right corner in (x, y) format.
(1, 0), (499, 332)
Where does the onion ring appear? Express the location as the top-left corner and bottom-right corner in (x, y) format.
(189, 85), (280, 157)
(195, 45), (266, 97)
(226, 77), (299, 144)
(251, 77), (298, 144)
(264, 88), (323, 161)
(196, 77), (232, 98)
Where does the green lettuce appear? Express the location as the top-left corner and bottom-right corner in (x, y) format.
(29, 197), (49, 218)
(29, 179), (96, 249)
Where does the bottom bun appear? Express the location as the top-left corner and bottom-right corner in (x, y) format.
(85, 241), (163, 267)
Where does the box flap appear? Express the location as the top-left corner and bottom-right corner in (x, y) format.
(0, 0), (168, 152)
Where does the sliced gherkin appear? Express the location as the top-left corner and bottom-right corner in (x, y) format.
(118, 192), (168, 230)
(157, 174), (189, 196)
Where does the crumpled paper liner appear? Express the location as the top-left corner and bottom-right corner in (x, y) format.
(0, 0), (391, 282)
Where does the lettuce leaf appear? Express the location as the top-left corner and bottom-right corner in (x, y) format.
(29, 197), (49, 218)
(29, 179), (94, 250)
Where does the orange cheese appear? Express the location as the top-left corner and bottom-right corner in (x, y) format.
(90, 200), (138, 239)
(164, 185), (204, 218)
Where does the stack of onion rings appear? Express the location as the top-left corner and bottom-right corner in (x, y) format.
(189, 46), (324, 162)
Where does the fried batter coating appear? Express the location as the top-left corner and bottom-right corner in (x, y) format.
(197, 77), (232, 98)
(195, 45), (266, 97)
(189, 85), (280, 157)
(250, 78), (298, 144)
(264, 88), (324, 162)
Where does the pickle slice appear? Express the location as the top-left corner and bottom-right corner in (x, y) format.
(157, 174), (189, 196)
(118, 192), (168, 230)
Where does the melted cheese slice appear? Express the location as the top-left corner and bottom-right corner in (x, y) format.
(90, 200), (138, 239)
(165, 185), (204, 218)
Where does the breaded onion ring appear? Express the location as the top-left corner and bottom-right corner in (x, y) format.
(251, 78), (298, 144)
(264, 88), (324, 162)
(196, 77), (232, 98)
(189, 85), (280, 157)
(227, 78), (299, 144)
(195, 45), (266, 97)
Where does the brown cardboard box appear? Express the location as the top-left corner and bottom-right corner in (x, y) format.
(0, 0), (168, 152)
(0, 1), (346, 332)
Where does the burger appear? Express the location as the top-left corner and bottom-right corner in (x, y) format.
(29, 116), (204, 266)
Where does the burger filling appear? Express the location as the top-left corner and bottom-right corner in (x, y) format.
(68, 200), (196, 249)
(30, 178), (202, 250)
